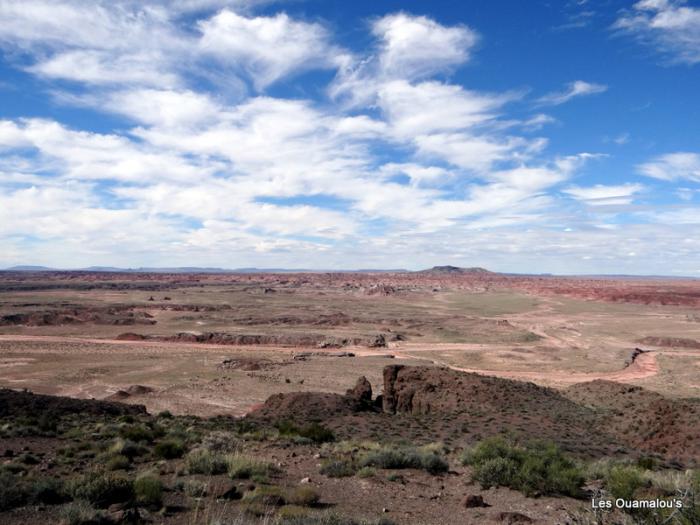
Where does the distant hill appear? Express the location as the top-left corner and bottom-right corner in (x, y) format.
(5, 265), (55, 271)
(418, 265), (494, 275)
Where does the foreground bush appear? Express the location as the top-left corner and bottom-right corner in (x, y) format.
(605, 465), (648, 501)
(226, 453), (278, 480)
(320, 459), (357, 478)
(462, 437), (584, 498)
(276, 421), (335, 443)
(59, 501), (105, 525)
(0, 471), (26, 510)
(28, 477), (67, 505)
(154, 438), (185, 459)
(133, 472), (162, 508)
(185, 448), (227, 475)
(359, 446), (449, 475)
(67, 471), (133, 508)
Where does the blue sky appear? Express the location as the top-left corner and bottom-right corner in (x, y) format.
(0, 0), (699, 274)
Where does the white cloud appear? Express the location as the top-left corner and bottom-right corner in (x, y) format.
(614, 0), (700, 64)
(198, 9), (341, 89)
(103, 89), (221, 127)
(638, 152), (700, 181)
(372, 13), (477, 80)
(563, 183), (646, 205)
(330, 13), (478, 106)
(537, 80), (608, 106)
(1, 3), (694, 274)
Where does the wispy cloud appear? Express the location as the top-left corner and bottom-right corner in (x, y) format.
(613, 0), (700, 65)
(638, 152), (700, 181)
(563, 183), (646, 206)
(537, 80), (608, 106)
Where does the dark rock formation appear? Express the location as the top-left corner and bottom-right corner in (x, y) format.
(346, 376), (372, 406)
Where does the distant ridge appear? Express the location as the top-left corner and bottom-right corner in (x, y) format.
(2, 266), (407, 274)
(418, 265), (494, 275)
(5, 265), (55, 271)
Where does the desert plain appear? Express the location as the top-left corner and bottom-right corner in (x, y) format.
(1, 267), (699, 524)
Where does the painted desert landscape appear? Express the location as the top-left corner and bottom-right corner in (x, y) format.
(1, 268), (699, 524)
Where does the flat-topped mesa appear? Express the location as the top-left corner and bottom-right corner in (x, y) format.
(418, 265), (493, 275)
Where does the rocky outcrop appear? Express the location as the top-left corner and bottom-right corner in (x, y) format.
(346, 376), (372, 406)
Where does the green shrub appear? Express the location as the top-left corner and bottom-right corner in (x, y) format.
(28, 477), (67, 505)
(359, 447), (448, 475)
(68, 471), (134, 508)
(320, 459), (357, 478)
(109, 438), (146, 460)
(285, 486), (320, 507)
(105, 454), (130, 471)
(133, 472), (162, 508)
(276, 421), (335, 444)
(473, 457), (519, 489)
(154, 439), (185, 459)
(59, 501), (105, 525)
(119, 424), (154, 443)
(226, 453), (277, 480)
(185, 448), (227, 475)
(463, 437), (584, 498)
(0, 471), (27, 510)
(242, 485), (285, 506)
(174, 478), (208, 498)
(605, 465), (647, 501)
(357, 466), (376, 478)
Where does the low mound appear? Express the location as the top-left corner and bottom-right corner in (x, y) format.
(0, 389), (146, 417)
(124, 384), (154, 395)
(565, 380), (700, 466)
(250, 392), (359, 422)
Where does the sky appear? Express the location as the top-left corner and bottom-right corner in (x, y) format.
(0, 0), (699, 274)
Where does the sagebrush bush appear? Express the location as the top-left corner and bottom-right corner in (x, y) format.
(105, 454), (130, 471)
(0, 471), (26, 511)
(185, 448), (227, 475)
(28, 477), (67, 505)
(285, 486), (320, 507)
(242, 485), (286, 506)
(68, 471), (133, 508)
(133, 472), (162, 508)
(320, 459), (357, 478)
(109, 438), (146, 460)
(276, 420), (335, 443)
(59, 501), (104, 525)
(359, 446), (448, 475)
(463, 437), (584, 498)
(605, 465), (648, 501)
(473, 457), (518, 489)
(226, 453), (277, 480)
(154, 438), (185, 459)
(173, 478), (208, 498)
(119, 424), (154, 443)
(357, 466), (376, 478)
